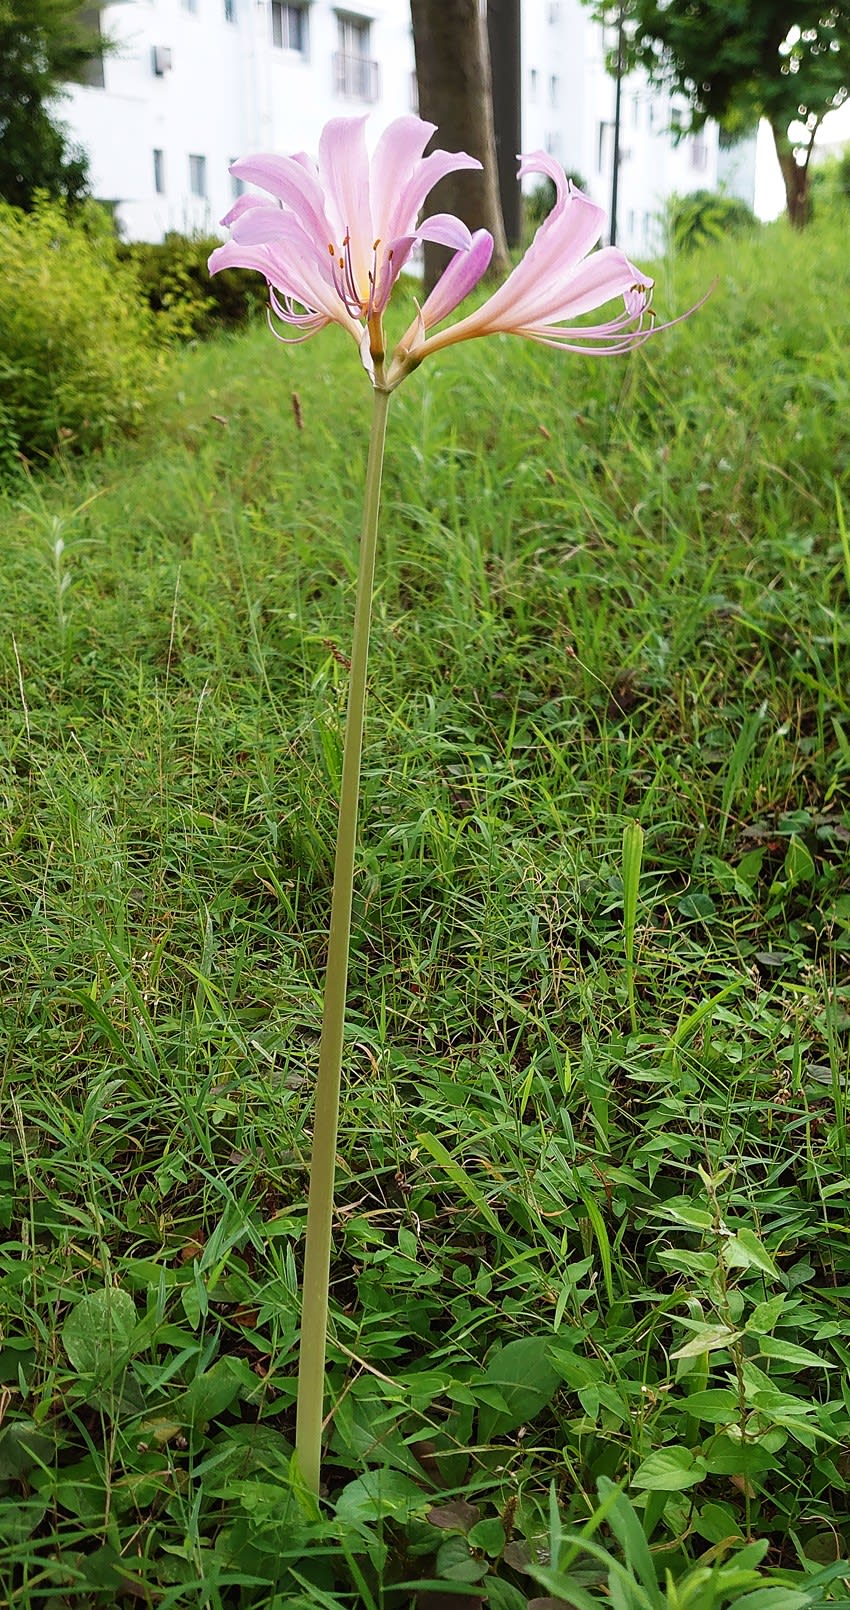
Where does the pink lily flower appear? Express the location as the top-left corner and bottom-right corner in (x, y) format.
(209, 116), (658, 392)
(386, 151), (654, 387)
(207, 114), (483, 382)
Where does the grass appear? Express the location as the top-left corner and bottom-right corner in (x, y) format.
(1, 212), (849, 1607)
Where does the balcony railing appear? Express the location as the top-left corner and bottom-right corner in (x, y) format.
(333, 51), (380, 103)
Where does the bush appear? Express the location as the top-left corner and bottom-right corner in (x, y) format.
(666, 188), (758, 252)
(811, 149), (850, 216)
(117, 233), (267, 340)
(0, 196), (156, 466)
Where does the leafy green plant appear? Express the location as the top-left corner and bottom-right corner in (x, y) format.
(0, 195), (156, 462)
(0, 212), (849, 1600)
(667, 190), (758, 253)
(118, 233), (267, 341)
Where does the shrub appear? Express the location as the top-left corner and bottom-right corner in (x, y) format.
(0, 196), (156, 466)
(666, 188), (758, 252)
(811, 149), (850, 216)
(117, 233), (267, 340)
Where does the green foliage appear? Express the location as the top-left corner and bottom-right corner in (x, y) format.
(0, 0), (103, 208)
(811, 147), (850, 215)
(837, 145), (850, 198)
(582, 1), (849, 223)
(588, 0), (849, 135)
(666, 189), (759, 252)
(0, 195), (157, 466)
(118, 232), (268, 341)
(0, 214), (849, 1598)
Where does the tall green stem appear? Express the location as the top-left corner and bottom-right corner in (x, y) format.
(295, 385), (391, 1496)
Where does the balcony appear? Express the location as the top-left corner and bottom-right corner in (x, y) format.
(333, 51), (380, 103)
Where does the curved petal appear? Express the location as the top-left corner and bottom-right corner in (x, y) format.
(209, 239), (274, 279)
(386, 147), (482, 244)
(231, 153), (332, 243)
(228, 208), (338, 302)
(417, 230), (494, 329)
(389, 230), (495, 377)
(415, 212), (474, 251)
(209, 235), (362, 340)
(371, 214), (476, 316)
(369, 115), (436, 240)
(537, 246), (652, 323)
(221, 191), (269, 228)
(317, 116), (373, 290)
(467, 177), (606, 332)
(229, 204), (302, 245)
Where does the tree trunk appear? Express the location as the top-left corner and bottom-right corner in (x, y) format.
(770, 119), (813, 229)
(410, 0), (510, 293)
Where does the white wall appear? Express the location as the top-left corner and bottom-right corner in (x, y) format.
(63, 0), (417, 241)
(62, 0), (724, 253)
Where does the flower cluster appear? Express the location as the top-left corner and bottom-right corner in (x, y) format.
(209, 113), (656, 389)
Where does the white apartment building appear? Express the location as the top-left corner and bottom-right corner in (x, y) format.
(62, 0), (726, 259)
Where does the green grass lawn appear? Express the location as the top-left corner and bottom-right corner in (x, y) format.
(1, 212), (849, 1607)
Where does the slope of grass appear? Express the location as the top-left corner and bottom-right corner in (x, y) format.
(0, 214), (849, 1607)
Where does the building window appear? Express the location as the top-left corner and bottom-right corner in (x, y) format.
(597, 121), (608, 173)
(153, 148), (165, 194)
(334, 14), (379, 101)
(182, 0), (197, 12)
(549, 74), (559, 107)
(189, 154), (207, 197)
(271, 1), (307, 51)
(224, 0), (235, 19)
(529, 67), (537, 101)
(690, 131), (708, 171)
(632, 94), (640, 127)
(231, 165), (245, 200)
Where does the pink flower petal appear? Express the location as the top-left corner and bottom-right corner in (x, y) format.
(212, 116), (577, 385)
(537, 246), (652, 324)
(415, 213), (474, 251)
(317, 116), (373, 289)
(209, 235), (361, 340)
(387, 148), (482, 245)
(370, 115), (436, 241)
(468, 173), (606, 331)
(416, 230), (495, 330)
(221, 191), (269, 228)
(230, 153), (331, 244)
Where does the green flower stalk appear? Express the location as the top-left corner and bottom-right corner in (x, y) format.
(294, 385), (390, 1495)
